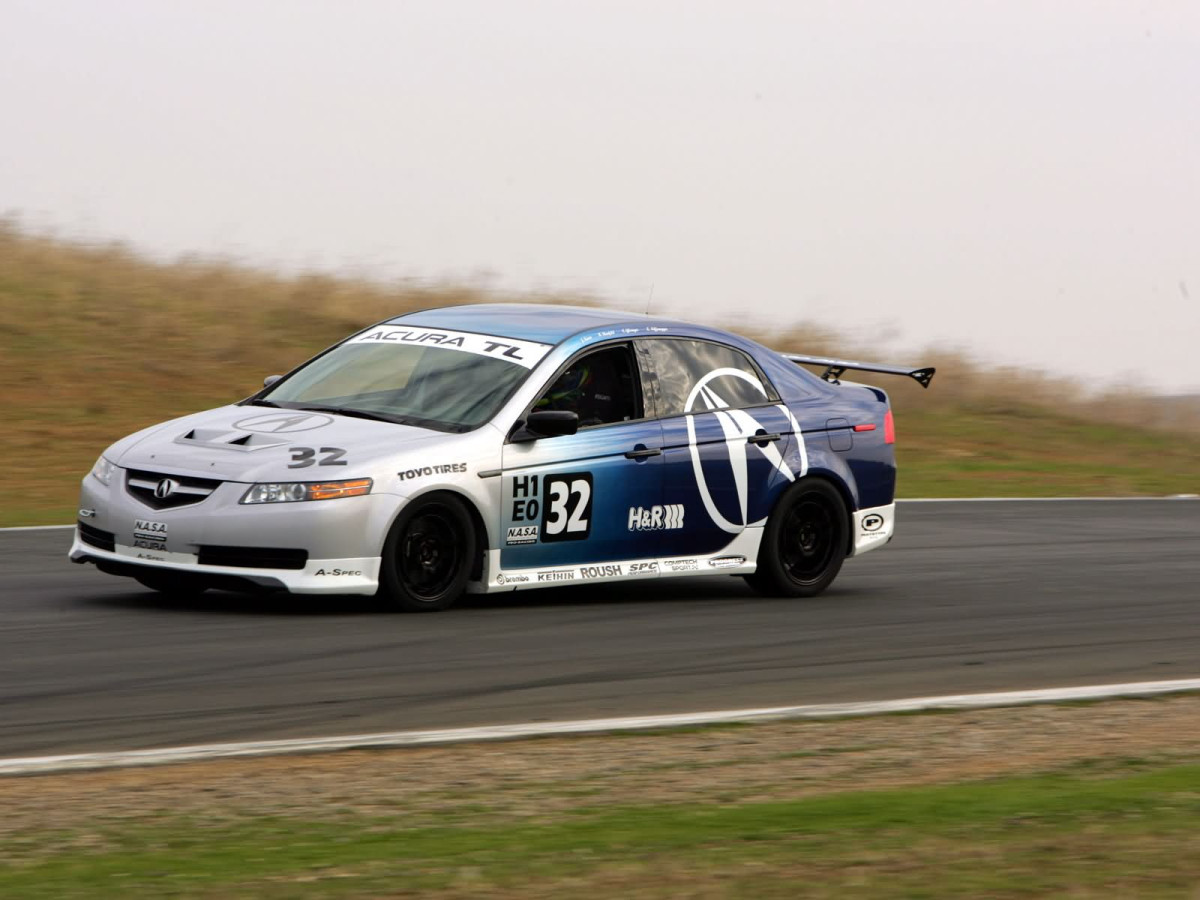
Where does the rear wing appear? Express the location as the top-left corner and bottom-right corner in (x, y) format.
(781, 353), (936, 389)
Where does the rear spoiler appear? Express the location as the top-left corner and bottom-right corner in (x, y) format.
(781, 353), (936, 389)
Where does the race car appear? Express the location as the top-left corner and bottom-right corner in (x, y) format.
(70, 304), (934, 611)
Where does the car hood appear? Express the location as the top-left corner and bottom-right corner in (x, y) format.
(110, 405), (457, 483)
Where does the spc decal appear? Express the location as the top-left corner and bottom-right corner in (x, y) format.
(288, 447), (349, 468)
(627, 561), (660, 576)
(627, 504), (685, 531)
(397, 462), (468, 481)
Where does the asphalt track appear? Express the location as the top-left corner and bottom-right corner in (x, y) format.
(1, 500), (1197, 758)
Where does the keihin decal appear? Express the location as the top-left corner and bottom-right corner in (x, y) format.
(685, 368), (808, 534)
(627, 504), (685, 531)
(349, 327), (551, 369)
(536, 569), (576, 583)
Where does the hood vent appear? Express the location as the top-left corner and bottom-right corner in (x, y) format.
(175, 429), (287, 451)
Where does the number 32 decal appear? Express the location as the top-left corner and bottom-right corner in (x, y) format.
(288, 447), (348, 468)
(541, 472), (593, 542)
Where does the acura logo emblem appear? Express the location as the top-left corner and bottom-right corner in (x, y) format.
(232, 413), (334, 434)
(154, 478), (179, 500)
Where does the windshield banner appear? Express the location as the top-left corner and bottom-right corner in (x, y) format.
(348, 326), (552, 369)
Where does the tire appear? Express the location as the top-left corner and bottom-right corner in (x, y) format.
(379, 493), (476, 612)
(744, 478), (849, 598)
(133, 570), (210, 597)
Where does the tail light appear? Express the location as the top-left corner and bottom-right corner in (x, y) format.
(884, 409), (895, 444)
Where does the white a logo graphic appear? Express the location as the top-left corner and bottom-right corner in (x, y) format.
(684, 368), (808, 534)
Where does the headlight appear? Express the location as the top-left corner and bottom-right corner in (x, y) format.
(91, 456), (118, 486)
(240, 478), (373, 505)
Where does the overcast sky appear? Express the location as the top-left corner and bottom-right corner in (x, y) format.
(3, 1), (1198, 391)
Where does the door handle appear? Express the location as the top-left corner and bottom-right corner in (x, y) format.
(747, 432), (781, 446)
(624, 447), (662, 459)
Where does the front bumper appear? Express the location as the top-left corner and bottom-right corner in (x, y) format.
(72, 470), (395, 595)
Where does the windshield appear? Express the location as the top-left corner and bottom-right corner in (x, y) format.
(259, 338), (540, 432)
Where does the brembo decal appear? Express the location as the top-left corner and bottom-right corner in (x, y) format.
(349, 327), (551, 369)
(684, 368), (808, 533)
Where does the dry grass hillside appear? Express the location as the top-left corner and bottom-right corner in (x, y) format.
(1, 223), (1197, 525)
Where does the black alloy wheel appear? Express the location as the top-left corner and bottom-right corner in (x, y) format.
(381, 494), (476, 611)
(745, 477), (849, 598)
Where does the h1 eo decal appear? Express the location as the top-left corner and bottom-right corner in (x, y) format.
(509, 472), (594, 543)
(685, 368), (808, 534)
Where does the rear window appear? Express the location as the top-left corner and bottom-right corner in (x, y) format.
(642, 339), (779, 417)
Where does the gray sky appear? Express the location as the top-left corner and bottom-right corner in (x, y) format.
(3, 1), (1198, 391)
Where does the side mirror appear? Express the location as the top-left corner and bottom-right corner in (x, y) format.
(511, 410), (579, 442)
(263, 375), (283, 388)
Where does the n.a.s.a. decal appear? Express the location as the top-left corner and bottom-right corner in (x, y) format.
(509, 472), (593, 542)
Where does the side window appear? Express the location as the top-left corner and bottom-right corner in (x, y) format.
(642, 339), (778, 417)
(534, 344), (642, 428)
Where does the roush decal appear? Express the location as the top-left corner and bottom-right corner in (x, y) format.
(579, 564), (623, 579)
(684, 367), (808, 534)
(348, 327), (551, 369)
(627, 504), (685, 531)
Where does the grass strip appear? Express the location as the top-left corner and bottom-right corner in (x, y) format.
(3, 762), (1199, 898)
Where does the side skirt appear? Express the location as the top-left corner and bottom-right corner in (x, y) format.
(472, 528), (765, 593)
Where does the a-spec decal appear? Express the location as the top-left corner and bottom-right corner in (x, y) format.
(509, 472), (594, 543)
(348, 326), (551, 369)
(684, 367), (808, 534)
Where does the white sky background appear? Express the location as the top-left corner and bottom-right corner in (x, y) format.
(2, 1), (1198, 392)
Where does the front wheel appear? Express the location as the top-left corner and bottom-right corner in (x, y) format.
(379, 494), (476, 612)
(744, 478), (849, 598)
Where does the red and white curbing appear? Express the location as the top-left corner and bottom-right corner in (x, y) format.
(2, 677), (1199, 776)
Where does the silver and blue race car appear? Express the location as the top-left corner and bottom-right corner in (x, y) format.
(71, 304), (934, 610)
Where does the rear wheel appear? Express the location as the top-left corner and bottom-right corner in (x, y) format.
(744, 478), (849, 598)
(133, 570), (210, 597)
(379, 494), (476, 612)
